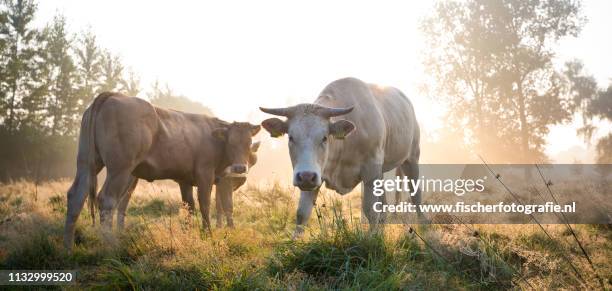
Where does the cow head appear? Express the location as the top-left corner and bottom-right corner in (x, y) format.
(213, 122), (261, 177)
(260, 104), (355, 191)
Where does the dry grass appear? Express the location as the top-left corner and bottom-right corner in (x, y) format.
(0, 180), (610, 290)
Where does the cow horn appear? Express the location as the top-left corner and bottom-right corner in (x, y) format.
(317, 105), (354, 118)
(259, 107), (292, 117)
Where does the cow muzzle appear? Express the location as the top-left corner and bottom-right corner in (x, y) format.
(294, 171), (321, 191)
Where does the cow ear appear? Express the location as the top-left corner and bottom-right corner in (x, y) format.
(213, 127), (228, 141)
(251, 141), (261, 152)
(261, 118), (287, 138)
(329, 120), (355, 139)
(251, 124), (261, 136)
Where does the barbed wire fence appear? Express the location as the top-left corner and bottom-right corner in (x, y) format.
(401, 158), (610, 289)
(477, 155), (591, 289)
(534, 164), (605, 290)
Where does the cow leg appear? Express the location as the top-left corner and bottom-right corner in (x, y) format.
(64, 163), (102, 249)
(98, 169), (134, 231)
(362, 177), (385, 229)
(294, 187), (320, 239)
(361, 161), (384, 230)
(179, 182), (195, 214)
(394, 167), (404, 204)
(215, 183), (224, 228)
(116, 176), (139, 231)
(196, 169), (215, 231)
(217, 178), (235, 228)
(400, 160), (424, 221)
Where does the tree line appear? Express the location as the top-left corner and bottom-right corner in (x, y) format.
(0, 0), (210, 181)
(0, 0), (609, 182)
(422, 0), (611, 166)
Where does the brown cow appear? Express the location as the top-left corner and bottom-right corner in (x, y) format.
(213, 141), (259, 228)
(141, 141), (259, 228)
(113, 141), (260, 230)
(64, 92), (260, 249)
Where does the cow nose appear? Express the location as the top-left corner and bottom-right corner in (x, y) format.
(296, 171), (317, 184)
(231, 164), (247, 174)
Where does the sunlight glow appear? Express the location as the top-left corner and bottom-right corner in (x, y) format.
(33, 0), (612, 163)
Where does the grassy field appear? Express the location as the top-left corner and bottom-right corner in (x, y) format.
(0, 180), (610, 290)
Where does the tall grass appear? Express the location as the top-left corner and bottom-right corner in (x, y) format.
(0, 180), (609, 290)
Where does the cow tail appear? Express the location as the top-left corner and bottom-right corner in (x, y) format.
(87, 92), (115, 225)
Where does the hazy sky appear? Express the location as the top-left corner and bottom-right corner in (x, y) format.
(34, 0), (612, 161)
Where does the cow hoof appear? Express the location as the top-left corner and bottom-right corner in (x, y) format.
(368, 224), (385, 234)
(63, 241), (74, 253)
(292, 227), (305, 240)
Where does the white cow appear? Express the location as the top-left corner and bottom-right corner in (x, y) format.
(260, 77), (422, 237)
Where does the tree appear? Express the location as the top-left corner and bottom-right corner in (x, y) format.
(98, 49), (123, 93)
(563, 60), (598, 141)
(74, 28), (102, 105)
(0, 0), (192, 181)
(422, 0), (583, 163)
(0, 8), (9, 125)
(589, 85), (612, 164)
(0, 0), (45, 134)
(148, 80), (212, 116)
(122, 69), (140, 96)
(43, 14), (80, 136)
(591, 86), (612, 176)
(564, 60), (612, 164)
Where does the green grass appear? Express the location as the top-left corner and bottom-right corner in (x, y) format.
(127, 198), (180, 218)
(0, 180), (610, 290)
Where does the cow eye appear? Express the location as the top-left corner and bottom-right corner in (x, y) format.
(322, 136), (327, 143)
(289, 135), (294, 143)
